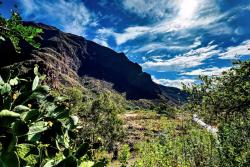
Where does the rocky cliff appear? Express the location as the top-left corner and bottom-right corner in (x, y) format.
(0, 22), (187, 102)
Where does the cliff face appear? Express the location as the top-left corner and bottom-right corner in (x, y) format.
(0, 22), (186, 102)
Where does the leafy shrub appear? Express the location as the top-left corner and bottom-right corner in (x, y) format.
(0, 9), (106, 166)
(184, 60), (250, 166)
(132, 122), (219, 167)
(0, 66), (106, 166)
(0, 11), (42, 52)
(154, 103), (178, 118)
(77, 91), (125, 152)
(118, 144), (131, 167)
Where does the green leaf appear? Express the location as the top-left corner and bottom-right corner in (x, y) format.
(75, 143), (89, 159)
(52, 107), (69, 119)
(0, 36), (5, 41)
(0, 83), (11, 94)
(12, 120), (29, 136)
(0, 110), (20, 118)
(55, 156), (77, 167)
(57, 131), (70, 149)
(43, 160), (55, 167)
(9, 77), (18, 86)
(0, 75), (4, 84)
(0, 151), (20, 167)
(79, 161), (95, 167)
(32, 76), (39, 91)
(28, 133), (41, 143)
(16, 144), (39, 166)
(36, 85), (50, 93)
(21, 109), (40, 122)
(40, 74), (46, 81)
(14, 105), (31, 113)
(5, 135), (18, 153)
(34, 65), (39, 76)
(28, 121), (48, 141)
(35, 28), (43, 34)
(63, 116), (78, 130)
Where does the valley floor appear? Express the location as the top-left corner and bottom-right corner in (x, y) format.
(109, 110), (195, 166)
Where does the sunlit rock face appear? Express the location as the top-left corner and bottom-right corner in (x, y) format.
(0, 22), (187, 102)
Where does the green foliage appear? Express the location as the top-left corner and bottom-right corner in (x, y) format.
(77, 91), (125, 152)
(154, 103), (178, 118)
(184, 60), (250, 120)
(0, 67), (107, 166)
(184, 60), (250, 166)
(118, 144), (131, 167)
(0, 11), (42, 52)
(132, 122), (219, 167)
(217, 115), (250, 167)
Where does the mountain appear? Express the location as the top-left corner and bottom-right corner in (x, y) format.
(0, 22), (187, 103)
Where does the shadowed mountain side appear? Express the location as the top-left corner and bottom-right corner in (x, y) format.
(0, 22), (187, 102)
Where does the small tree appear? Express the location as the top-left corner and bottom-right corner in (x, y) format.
(78, 91), (125, 152)
(184, 60), (250, 166)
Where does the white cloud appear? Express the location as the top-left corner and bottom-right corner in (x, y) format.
(93, 28), (116, 48)
(115, 26), (150, 45)
(182, 67), (231, 76)
(93, 38), (109, 48)
(20, 0), (96, 35)
(132, 36), (201, 54)
(96, 0), (224, 45)
(141, 44), (220, 72)
(219, 40), (250, 59)
(122, 0), (178, 20)
(123, 0), (227, 45)
(133, 43), (169, 53)
(94, 26), (150, 45)
(152, 76), (196, 89)
(100, 0), (235, 49)
(142, 40), (250, 72)
(112, 15), (222, 45)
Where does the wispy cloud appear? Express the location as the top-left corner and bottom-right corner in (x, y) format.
(219, 40), (250, 59)
(132, 36), (201, 54)
(93, 38), (109, 48)
(141, 44), (220, 72)
(152, 76), (196, 89)
(112, 0), (226, 45)
(115, 26), (150, 45)
(121, 0), (178, 20)
(182, 67), (231, 76)
(94, 0), (227, 46)
(20, 0), (97, 35)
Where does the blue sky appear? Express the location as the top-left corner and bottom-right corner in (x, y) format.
(1, 0), (250, 88)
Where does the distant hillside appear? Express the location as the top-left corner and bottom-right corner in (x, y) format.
(0, 22), (187, 103)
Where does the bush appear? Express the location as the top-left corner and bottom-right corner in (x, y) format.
(132, 122), (219, 167)
(0, 10), (107, 166)
(118, 144), (131, 167)
(0, 10), (42, 52)
(184, 60), (250, 166)
(0, 66), (106, 166)
(77, 91), (125, 152)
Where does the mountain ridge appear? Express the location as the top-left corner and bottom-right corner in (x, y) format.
(0, 22), (187, 103)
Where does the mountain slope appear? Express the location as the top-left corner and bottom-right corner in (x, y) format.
(0, 22), (186, 102)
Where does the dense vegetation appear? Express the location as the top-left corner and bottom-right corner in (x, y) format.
(0, 10), (122, 166)
(185, 60), (250, 167)
(128, 60), (249, 167)
(0, 5), (249, 167)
